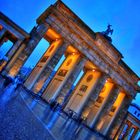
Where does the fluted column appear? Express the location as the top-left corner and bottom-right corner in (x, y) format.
(114, 122), (129, 140)
(5, 43), (26, 76)
(122, 125), (139, 140)
(87, 81), (120, 128)
(32, 42), (69, 93)
(133, 129), (140, 140)
(114, 119), (131, 140)
(130, 126), (139, 140)
(42, 46), (81, 103)
(65, 62), (102, 116)
(104, 92), (126, 136)
(24, 39), (63, 90)
(56, 57), (86, 105)
(4, 23), (49, 77)
(81, 74), (108, 119)
(0, 40), (22, 73)
(123, 124), (134, 140)
(115, 120), (132, 140)
(108, 96), (132, 139)
(98, 92), (132, 139)
(6, 40), (22, 59)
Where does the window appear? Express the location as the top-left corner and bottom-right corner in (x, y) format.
(134, 111), (137, 115)
(57, 69), (68, 77)
(79, 85), (88, 92)
(96, 96), (104, 103)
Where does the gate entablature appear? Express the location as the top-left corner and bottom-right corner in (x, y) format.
(0, 12), (29, 40)
(36, 0), (140, 96)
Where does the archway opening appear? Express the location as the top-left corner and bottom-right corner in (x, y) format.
(23, 38), (49, 71)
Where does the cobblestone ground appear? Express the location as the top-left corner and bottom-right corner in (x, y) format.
(0, 84), (55, 140)
(0, 77), (106, 140)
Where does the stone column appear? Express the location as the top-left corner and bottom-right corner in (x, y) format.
(65, 64), (102, 116)
(130, 126), (139, 140)
(6, 40), (22, 59)
(123, 124), (134, 139)
(102, 93), (132, 139)
(108, 96), (132, 139)
(87, 82), (120, 128)
(4, 24), (49, 77)
(56, 57), (86, 105)
(24, 39), (63, 90)
(5, 43), (26, 76)
(32, 42), (69, 93)
(114, 122), (129, 140)
(42, 48), (81, 103)
(133, 129), (140, 140)
(115, 120), (132, 139)
(81, 74), (108, 119)
(1, 40), (22, 74)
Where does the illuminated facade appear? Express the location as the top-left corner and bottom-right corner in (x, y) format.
(0, 1), (140, 139)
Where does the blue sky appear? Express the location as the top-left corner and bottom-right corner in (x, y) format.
(0, 0), (140, 105)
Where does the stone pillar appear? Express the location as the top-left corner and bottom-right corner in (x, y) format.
(56, 57), (86, 105)
(5, 43), (26, 76)
(32, 42), (69, 93)
(122, 125), (139, 140)
(42, 48), (81, 103)
(114, 122), (129, 140)
(4, 24), (49, 77)
(81, 74), (108, 118)
(99, 92), (132, 139)
(133, 129), (140, 140)
(87, 82), (120, 128)
(65, 63), (102, 116)
(5, 40), (22, 59)
(115, 120), (132, 140)
(124, 124), (134, 139)
(108, 96), (132, 139)
(24, 39), (63, 90)
(0, 40), (22, 73)
(123, 122), (130, 139)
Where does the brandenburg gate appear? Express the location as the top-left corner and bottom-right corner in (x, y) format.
(0, 1), (140, 139)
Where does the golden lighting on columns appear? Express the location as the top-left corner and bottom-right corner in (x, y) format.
(24, 39), (63, 90)
(24, 28), (63, 90)
(45, 28), (61, 41)
(87, 78), (115, 127)
(103, 91), (126, 135)
(42, 46), (81, 103)
(65, 61), (102, 115)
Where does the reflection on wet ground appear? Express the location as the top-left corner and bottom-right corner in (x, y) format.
(0, 79), (106, 140)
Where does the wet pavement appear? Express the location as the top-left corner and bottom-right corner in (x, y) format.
(0, 76), (107, 140)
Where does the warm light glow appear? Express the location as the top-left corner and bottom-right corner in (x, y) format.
(34, 81), (44, 93)
(113, 92), (125, 107)
(99, 81), (114, 97)
(66, 45), (79, 54)
(85, 61), (98, 71)
(9, 69), (17, 76)
(0, 61), (7, 71)
(45, 28), (61, 41)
